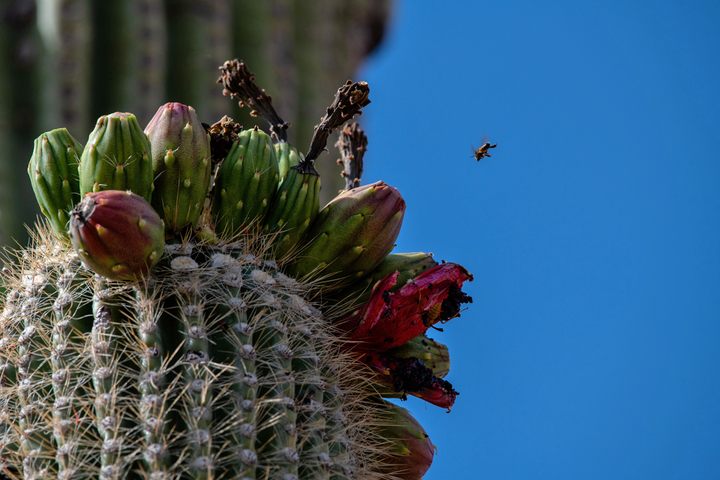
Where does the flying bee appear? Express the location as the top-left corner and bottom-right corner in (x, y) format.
(472, 142), (497, 161)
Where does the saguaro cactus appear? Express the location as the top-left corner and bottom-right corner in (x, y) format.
(0, 58), (473, 479)
(0, 0), (392, 245)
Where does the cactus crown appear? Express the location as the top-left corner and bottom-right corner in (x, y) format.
(1, 59), (473, 480)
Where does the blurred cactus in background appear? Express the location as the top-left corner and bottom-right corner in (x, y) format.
(0, 0), (391, 245)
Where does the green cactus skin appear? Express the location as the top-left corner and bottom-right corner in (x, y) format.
(145, 102), (212, 233)
(265, 145), (321, 261)
(78, 112), (154, 199)
(387, 335), (450, 379)
(27, 128), (83, 236)
(164, 0), (227, 123)
(0, 229), (398, 479)
(287, 181), (405, 283)
(213, 127), (280, 236)
(90, 0), (166, 124)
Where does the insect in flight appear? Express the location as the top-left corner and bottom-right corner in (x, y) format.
(472, 142), (497, 161)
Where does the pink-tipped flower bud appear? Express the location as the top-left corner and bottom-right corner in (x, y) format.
(69, 190), (165, 281)
(287, 181), (405, 283)
(376, 401), (436, 479)
(145, 102), (211, 233)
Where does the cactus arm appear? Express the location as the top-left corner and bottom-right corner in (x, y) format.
(204, 0), (232, 122)
(90, 0), (165, 123)
(230, 1), (274, 127)
(134, 0), (166, 124)
(164, 0), (217, 121)
(291, 0), (321, 153)
(36, 0), (91, 137)
(89, 1), (134, 117)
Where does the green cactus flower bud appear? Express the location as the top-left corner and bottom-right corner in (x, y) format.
(264, 147), (321, 260)
(213, 126), (280, 235)
(376, 401), (435, 480)
(287, 181), (405, 282)
(27, 128), (82, 236)
(69, 190), (164, 281)
(275, 141), (301, 183)
(145, 102), (212, 233)
(388, 335), (450, 378)
(78, 112), (154, 200)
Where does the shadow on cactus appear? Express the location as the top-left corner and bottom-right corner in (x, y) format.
(0, 59), (473, 479)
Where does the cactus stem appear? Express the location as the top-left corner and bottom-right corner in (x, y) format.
(335, 122), (367, 191)
(303, 81), (370, 165)
(218, 59), (289, 143)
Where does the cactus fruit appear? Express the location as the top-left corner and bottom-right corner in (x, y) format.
(27, 128), (82, 237)
(375, 401), (436, 479)
(69, 190), (165, 282)
(1, 58), (473, 479)
(145, 102), (212, 234)
(78, 112), (154, 199)
(212, 127), (280, 235)
(287, 181), (405, 282)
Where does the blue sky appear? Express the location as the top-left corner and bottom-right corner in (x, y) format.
(359, 1), (720, 478)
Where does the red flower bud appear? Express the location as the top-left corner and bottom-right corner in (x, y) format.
(69, 190), (165, 281)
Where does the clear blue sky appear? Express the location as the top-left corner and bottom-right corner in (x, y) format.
(359, 1), (720, 478)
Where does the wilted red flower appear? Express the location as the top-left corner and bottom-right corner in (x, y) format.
(364, 351), (459, 410)
(346, 263), (473, 351)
